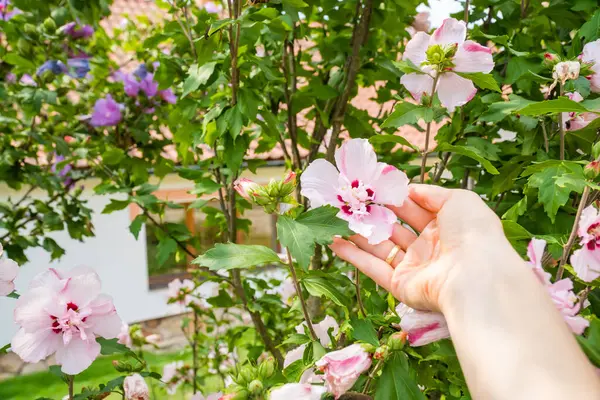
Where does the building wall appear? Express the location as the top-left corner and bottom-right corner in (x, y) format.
(0, 166), (285, 346)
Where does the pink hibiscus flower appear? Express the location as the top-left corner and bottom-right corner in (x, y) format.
(528, 239), (589, 334)
(571, 206), (600, 282)
(400, 17), (494, 112)
(166, 278), (197, 307)
(395, 303), (450, 346)
(581, 39), (600, 93)
(0, 246), (19, 296)
(270, 383), (326, 400)
(562, 92), (598, 131)
(315, 344), (372, 399)
(11, 267), (122, 375)
(300, 138), (409, 245)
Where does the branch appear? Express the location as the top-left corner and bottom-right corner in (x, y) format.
(282, 30), (302, 170)
(325, 0), (374, 162)
(432, 152), (451, 183)
(419, 75), (440, 182)
(286, 247), (318, 341)
(556, 185), (591, 280)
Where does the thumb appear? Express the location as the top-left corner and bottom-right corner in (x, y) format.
(408, 184), (452, 213)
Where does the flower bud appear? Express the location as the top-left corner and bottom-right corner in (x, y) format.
(17, 38), (32, 56)
(584, 160), (600, 180)
(593, 143), (600, 160)
(248, 379), (263, 394)
(43, 17), (57, 33)
(123, 374), (150, 400)
(233, 178), (260, 201)
(374, 345), (389, 360)
(544, 52), (558, 62)
(23, 23), (37, 35)
(230, 390), (249, 400)
(283, 171), (296, 184)
(388, 332), (407, 350)
(113, 360), (134, 373)
(237, 366), (255, 385)
(258, 357), (275, 379)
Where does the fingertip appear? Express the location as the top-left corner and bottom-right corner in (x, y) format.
(408, 184), (451, 213)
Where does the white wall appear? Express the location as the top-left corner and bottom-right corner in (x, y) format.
(0, 166), (286, 346)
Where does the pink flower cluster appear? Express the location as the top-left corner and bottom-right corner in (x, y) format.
(162, 360), (193, 394)
(167, 278), (204, 308)
(562, 92), (598, 131)
(301, 139), (409, 245)
(401, 18), (494, 111)
(529, 239), (589, 334)
(571, 205), (600, 282)
(11, 268), (122, 374)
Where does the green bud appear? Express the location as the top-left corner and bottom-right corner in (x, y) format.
(592, 142), (600, 160)
(584, 161), (600, 180)
(231, 389), (249, 400)
(237, 366), (255, 385)
(40, 70), (54, 83)
(248, 379), (263, 394)
(17, 38), (32, 56)
(43, 17), (57, 33)
(112, 360), (134, 373)
(50, 7), (69, 25)
(425, 44), (445, 65)
(23, 24), (37, 35)
(388, 332), (407, 350)
(360, 343), (376, 354)
(444, 43), (458, 58)
(374, 345), (389, 360)
(258, 357), (276, 379)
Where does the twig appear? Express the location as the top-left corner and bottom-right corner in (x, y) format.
(68, 375), (74, 400)
(282, 31), (302, 170)
(192, 312), (199, 393)
(286, 247), (318, 341)
(557, 185), (591, 280)
(493, 192), (506, 212)
(419, 75), (440, 182)
(432, 152), (451, 183)
(541, 120), (550, 153)
(362, 359), (383, 394)
(559, 83), (565, 160)
(464, 0), (470, 26)
(355, 268), (367, 317)
(325, 0), (374, 162)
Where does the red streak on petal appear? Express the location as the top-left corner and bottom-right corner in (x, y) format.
(66, 302), (78, 311)
(351, 180), (360, 188)
(381, 165), (397, 175)
(337, 195), (344, 203)
(341, 205), (353, 215)
(408, 322), (439, 345)
(588, 241), (596, 250)
(366, 188), (374, 197)
(463, 42), (492, 54)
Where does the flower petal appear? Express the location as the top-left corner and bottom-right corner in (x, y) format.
(453, 40), (494, 73)
(55, 337), (101, 375)
(436, 72), (477, 112)
(571, 248), (600, 282)
(11, 328), (61, 363)
(300, 159), (340, 208)
(430, 18), (466, 47)
(564, 315), (589, 335)
(0, 258), (18, 282)
(88, 311), (122, 339)
(400, 72), (434, 102)
(283, 344), (306, 368)
(13, 287), (55, 330)
(372, 164), (409, 207)
(0, 280), (14, 296)
(62, 270), (102, 307)
(577, 205), (600, 243)
(334, 138), (379, 183)
(356, 205), (397, 245)
(270, 384), (326, 400)
(403, 31), (430, 66)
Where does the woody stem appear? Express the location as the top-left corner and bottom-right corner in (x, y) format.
(285, 247), (318, 341)
(420, 75), (440, 182)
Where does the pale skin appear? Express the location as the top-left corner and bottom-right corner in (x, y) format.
(330, 184), (600, 400)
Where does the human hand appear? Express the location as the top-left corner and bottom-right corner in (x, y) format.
(330, 184), (512, 313)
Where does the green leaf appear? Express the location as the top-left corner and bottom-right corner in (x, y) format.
(455, 72), (501, 92)
(436, 143), (499, 174)
(577, 317), (600, 367)
(208, 18), (233, 36)
(282, 0), (308, 7)
(102, 148), (126, 165)
(182, 62), (217, 98)
(350, 317), (379, 346)
(207, 289), (236, 307)
(502, 220), (532, 242)
(502, 196), (528, 222)
(0, 343), (10, 354)
(129, 214), (145, 240)
(392, 59), (424, 74)
(156, 237), (178, 266)
(381, 102), (433, 129)
(517, 97), (591, 116)
(579, 9), (600, 42)
(375, 352), (425, 400)
(97, 338), (130, 355)
(282, 334), (312, 346)
(526, 162), (586, 222)
(370, 134), (418, 152)
(192, 243), (281, 270)
(303, 276), (350, 308)
(3, 53), (36, 69)
(102, 199), (130, 214)
(277, 206), (352, 269)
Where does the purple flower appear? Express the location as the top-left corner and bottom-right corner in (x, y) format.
(67, 58), (90, 79)
(5, 72), (16, 84)
(0, 0), (21, 21)
(203, 1), (221, 13)
(52, 155), (75, 189)
(134, 64), (148, 79)
(37, 60), (67, 76)
(64, 22), (94, 39)
(122, 74), (140, 97)
(19, 74), (37, 87)
(159, 88), (177, 104)
(90, 95), (122, 127)
(139, 73), (158, 98)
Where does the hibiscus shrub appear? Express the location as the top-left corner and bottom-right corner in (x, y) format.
(3, 0), (600, 399)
